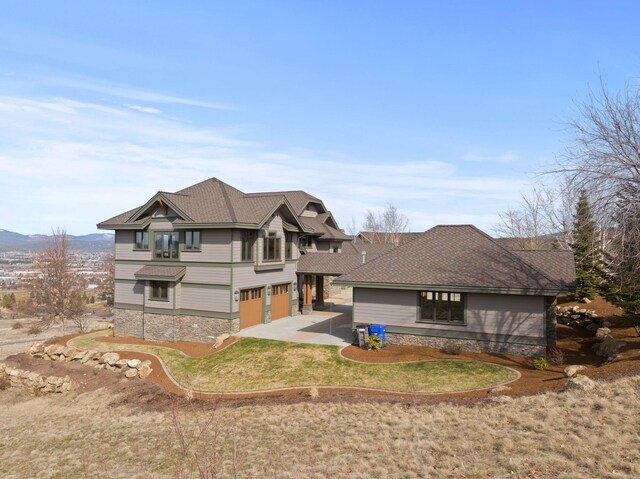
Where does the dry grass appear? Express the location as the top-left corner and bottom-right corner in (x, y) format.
(0, 375), (639, 478)
(70, 331), (517, 393)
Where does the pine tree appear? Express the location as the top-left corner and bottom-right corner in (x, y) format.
(571, 190), (601, 299)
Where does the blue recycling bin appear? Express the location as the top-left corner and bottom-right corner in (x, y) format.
(368, 324), (387, 348)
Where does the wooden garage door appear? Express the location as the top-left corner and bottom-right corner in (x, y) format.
(240, 288), (263, 329)
(271, 283), (290, 320)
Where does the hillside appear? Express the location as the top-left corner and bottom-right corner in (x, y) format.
(0, 229), (114, 252)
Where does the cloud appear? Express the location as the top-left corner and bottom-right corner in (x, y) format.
(45, 76), (235, 110)
(462, 151), (520, 163)
(0, 94), (526, 235)
(127, 104), (161, 114)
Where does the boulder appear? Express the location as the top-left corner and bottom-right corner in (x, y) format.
(213, 333), (230, 349)
(99, 352), (120, 366)
(80, 350), (96, 364)
(115, 359), (129, 369)
(0, 363), (6, 373)
(581, 297), (592, 304)
(138, 364), (153, 379)
(126, 359), (142, 369)
(594, 335), (626, 358)
(563, 365), (587, 378)
(586, 323), (599, 332)
(29, 343), (45, 355)
(602, 320), (612, 328)
(124, 369), (138, 379)
(564, 374), (596, 392)
(595, 328), (612, 341)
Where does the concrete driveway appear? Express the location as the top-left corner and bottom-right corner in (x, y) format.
(236, 302), (354, 346)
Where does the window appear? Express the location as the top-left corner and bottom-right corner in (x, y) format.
(135, 231), (149, 250)
(419, 291), (464, 324)
(184, 230), (201, 251)
(299, 236), (311, 248)
(154, 232), (179, 259)
(285, 233), (294, 259)
(241, 231), (255, 261)
(150, 281), (169, 300)
(263, 232), (281, 261)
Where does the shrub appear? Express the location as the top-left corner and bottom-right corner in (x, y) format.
(367, 334), (383, 352)
(546, 346), (564, 365)
(27, 325), (43, 336)
(11, 321), (23, 330)
(532, 357), (550, 370)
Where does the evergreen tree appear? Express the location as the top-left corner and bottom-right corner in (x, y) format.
(571, 190), (601, 298)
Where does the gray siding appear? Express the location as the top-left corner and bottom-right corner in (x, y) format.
(353, 288), (418, 325)
(115, 231), (151, 261)
(115, 263), (144, 281)
(180, 285), (230, 313)
(181, 229), (232, 263)
(114, 280), (144, 306)
(353, 288), (546, 339)
(258, 215), (285, 265)
(182, 266), (231, 285)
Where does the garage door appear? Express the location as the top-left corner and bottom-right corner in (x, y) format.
(271, 283), (290, 320)
(240, 288), (263, 329)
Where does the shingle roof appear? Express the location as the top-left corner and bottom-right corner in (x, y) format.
(299, 216), (352, 241)
(245, 190), (322, 215)
(341, 241), (394, 258)
(336, 225), (575, 294)
(297, 253), (365, 276)
(511, 250), (577, 291)
(134, 265), (186, 281)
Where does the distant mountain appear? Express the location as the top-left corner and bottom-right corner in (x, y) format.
(0, 229), (114, 252)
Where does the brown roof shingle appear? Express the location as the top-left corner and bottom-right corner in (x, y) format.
(336, 225), (575, 294)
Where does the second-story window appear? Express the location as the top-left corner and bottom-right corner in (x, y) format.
(241, 231), (255, 261)
(154, 232), (179, 259)
(135, 231), (149, 250)
(263, 232), (281, 261)
(184, 230), (201, 251)
(285, 233), (294, 259)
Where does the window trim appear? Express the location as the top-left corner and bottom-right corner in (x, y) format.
(149, 280), (169, 302)
(184, 230), (201, 252)
(241, 231), (255, 262)
(154, 231), (180, 260)
(134, 230), (149, 250)
(262, 231), (282, 262)
(285, 233), (294, 260)
(417, 291), (466, 325)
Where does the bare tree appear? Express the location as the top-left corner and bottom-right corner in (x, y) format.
(101, 250), (115, 306)
(344, 217), (359, 242)
(553, 81), (640, 303)
(362, 204), (410, 247)
(494, 185), (575, 250)
(28, 228), (87, 333)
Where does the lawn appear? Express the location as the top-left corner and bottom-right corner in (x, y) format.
(69, 330), (517, 394)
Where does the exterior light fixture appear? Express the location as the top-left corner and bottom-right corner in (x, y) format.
(267, 285), (272, 296)
(234, 290), (239, 302)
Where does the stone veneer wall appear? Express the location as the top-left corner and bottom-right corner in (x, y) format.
(385, 332), (546, 357)
(323, 276), (350, 299)
(112, 308), (239, 343)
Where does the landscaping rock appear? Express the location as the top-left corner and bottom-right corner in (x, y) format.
(564, 374), (595, 392)
(124, 369), (138, 379)
(115, 359), (129, 369)
(595, 328), (612, 341)
(593, 335), (626, 359)
(138, 363), (153, 379)
(213, 333), (230, 349)
(29, 342), (45, 356)
(581, 297), (591, 304)
(127, 359), (142, 369)
(586, 323), (599, 332)
(99, 352), (120, 366)
(563, 365), (587, 378)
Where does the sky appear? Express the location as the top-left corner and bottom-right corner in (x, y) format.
(1, 1), (639, 235)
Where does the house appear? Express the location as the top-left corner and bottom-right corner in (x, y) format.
(334, 225), (576, 356)
(97, 178), (351, 342)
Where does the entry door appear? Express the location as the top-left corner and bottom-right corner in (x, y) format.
(271, 283), (290, 320)
(240, 288), (263, 329)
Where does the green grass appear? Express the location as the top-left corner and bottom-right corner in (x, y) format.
(70, 330), (518, 394)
